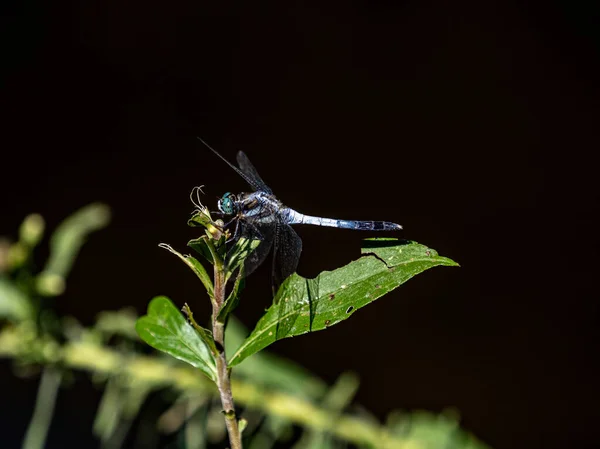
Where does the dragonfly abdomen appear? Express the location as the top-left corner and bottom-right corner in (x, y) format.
(285, 209), (402, 231)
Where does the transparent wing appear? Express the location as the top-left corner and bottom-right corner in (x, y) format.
(229, 218), (301, 293)
(236, 151), (273, 194)
(233, 221), (275, 278)
(272, 223), (303, 290)
(198, 137), (266, 192)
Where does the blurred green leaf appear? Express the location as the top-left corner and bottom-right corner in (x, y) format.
(159, 244), (214, 298)
(95, 308), (140, 340)
(22, 366), (62, 449)
(0, 278), (33, 321)
(0, 238), (11, 273)
(229, 240), (458, 366)
(37, 203), (110, 295)
(93, 376), (123, 442)
(136, 296), (217, 382)
(320, 371), (360, 411)
(293, 372), (360, 449)
(387, 409), (490, 449)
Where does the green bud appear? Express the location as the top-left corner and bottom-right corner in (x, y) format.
(19, 214), (45, 247)
(0, 238), (11, 272)
(7, 242), (27, 269)
(238, 418), (248, 433)
(36, 272), (66, 296)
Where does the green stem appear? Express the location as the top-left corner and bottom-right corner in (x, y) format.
(213, 265), (242, 449)
(22, 366), (62, 449)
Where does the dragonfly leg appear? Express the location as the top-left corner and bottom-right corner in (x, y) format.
(243, 221), (265, 241)
(226, 219), (240, 243)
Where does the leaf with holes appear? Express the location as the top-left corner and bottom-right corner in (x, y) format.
(136, 296), (217, 382)
(228, 239), (458, 366)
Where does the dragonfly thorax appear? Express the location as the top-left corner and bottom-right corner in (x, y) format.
(217, 192), (237, 215)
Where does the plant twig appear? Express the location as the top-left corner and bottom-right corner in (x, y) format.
(213, 265), (243, 449)
(22, 366), (62, 449)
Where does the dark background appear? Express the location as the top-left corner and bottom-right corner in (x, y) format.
(1, 0), (598, 448)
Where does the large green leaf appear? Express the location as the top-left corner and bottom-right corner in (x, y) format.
(229, 239), (458, 366)
(135, 296), (217, 382)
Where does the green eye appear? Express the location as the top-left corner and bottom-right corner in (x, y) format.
(218, 193), (235, 215)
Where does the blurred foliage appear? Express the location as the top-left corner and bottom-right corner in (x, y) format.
(0, 207), (490, 449)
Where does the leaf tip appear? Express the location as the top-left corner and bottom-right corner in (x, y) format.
(441, 257), (460, 267)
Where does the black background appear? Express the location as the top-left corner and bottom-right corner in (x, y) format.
(1, 0), (598, 448)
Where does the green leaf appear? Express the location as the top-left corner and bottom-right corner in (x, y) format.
(188, 236), (215, 265)
(229, 239), (458, 366)
(188, 210), (226, 244)
(187, 210), (214, 229)
(158, 244), (214, 298)
(182, 303), (218, 355)
(0, 278), (33, 321)
(217, 270), (245, 323)
(135, 296), (217, 382)
(40, 203), (110, 283)
(187, 209), (222, 236)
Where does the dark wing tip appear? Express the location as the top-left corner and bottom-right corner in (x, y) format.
(236, 150), (250, 166)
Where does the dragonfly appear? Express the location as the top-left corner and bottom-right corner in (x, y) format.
(199, 138), (402, 290)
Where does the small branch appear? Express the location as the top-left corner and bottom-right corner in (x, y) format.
(213, 266), (243, 449)
(22, 366), (62, 449)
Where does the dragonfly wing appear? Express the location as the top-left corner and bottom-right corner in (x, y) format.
(236, 151), (273, 194)
(198, 137), (267, 192)
(272, 223), (302, 290)
(237, 221), (274, 278)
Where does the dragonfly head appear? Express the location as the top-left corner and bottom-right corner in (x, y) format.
(217, 192), (236, 215)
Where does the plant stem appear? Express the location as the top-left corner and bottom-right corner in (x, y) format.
(213, 265), (243, 449)
(22, 366), (62, 449)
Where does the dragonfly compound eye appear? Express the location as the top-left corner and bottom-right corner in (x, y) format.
(218, 192), (235, 215)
